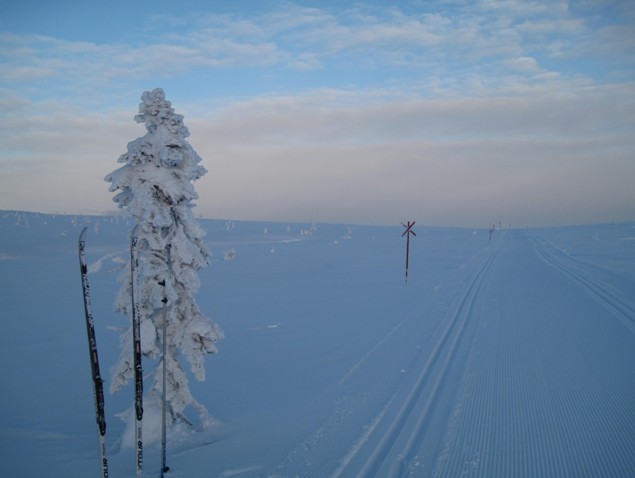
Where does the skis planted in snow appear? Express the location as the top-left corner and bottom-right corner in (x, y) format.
(131, 228), (144, 475)
(78, 227), (109, 478)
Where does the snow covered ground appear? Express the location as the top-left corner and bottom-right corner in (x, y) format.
(1, 211), (634, 477)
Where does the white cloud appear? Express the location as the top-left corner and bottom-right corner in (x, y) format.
(503, 56), (541, 73)
(1, 1), (632, 100)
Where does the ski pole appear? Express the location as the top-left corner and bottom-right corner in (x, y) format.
(159, 280), (170, 477)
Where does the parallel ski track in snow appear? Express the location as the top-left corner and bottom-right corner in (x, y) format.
(432, 232), (635, 477)
(344, 249), (498, 478)
(531, 235), (635, 334)
(268, 248), (497, 478)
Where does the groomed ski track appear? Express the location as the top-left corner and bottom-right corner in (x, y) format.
(269, 230), (635, 478)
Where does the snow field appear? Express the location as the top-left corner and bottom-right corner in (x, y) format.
(1, 212), (634, 477)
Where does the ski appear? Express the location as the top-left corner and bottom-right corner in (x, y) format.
(78, 227), (109, 478)
(131, 228), (144, 475)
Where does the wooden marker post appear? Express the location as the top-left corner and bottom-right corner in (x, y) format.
(401, 221), (416, 285)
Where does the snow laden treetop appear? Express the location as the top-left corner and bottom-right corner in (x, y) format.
(105, 88), (223, 444)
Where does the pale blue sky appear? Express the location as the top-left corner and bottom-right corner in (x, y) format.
(1, 0), (634, 227)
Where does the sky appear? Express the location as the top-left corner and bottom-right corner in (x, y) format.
(1, 0), (634, 227)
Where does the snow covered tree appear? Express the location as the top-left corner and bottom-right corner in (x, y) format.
(105, 88), (223, 443)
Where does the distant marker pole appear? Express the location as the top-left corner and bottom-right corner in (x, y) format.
(401, 221), (416, 285)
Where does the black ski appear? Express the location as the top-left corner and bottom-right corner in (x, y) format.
(131, 227), (144, 475)
(78, 227), (109, 478)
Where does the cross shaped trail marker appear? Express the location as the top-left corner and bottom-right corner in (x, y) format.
(402, 221), (416, 285)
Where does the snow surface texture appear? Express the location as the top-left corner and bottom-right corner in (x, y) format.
(104, 89), (222, 444)
(1, 211), (634, 477)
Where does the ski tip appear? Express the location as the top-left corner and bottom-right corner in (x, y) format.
(79, 226), (88, 242)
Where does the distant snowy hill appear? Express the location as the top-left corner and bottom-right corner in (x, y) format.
(1, 211), (634, 477)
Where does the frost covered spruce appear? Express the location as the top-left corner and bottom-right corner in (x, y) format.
(105, 88), (223, 445)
